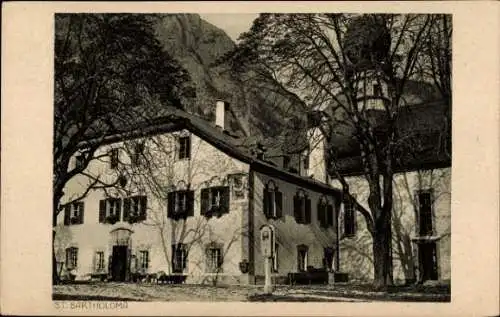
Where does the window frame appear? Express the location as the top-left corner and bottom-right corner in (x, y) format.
(132, 142), (145, 166)
(109, 148), (119, 169)
(416, 189), (434, 236)
(94, 251), (105, 272)
(297, 245), (308, 272)
(293, 190), (311, 224)
(171, 243), (188, 273)
(263, 181), (282, 219)
(66, 247), (78, 270)
(75, 154), (85, 170)
(206, 246), (223, 273)
(177, 136), (191, 160)
(138, 250), (149, 270)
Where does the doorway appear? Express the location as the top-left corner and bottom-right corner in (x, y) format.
(419, 242), (438, 281)
(111, 245), (128, 281)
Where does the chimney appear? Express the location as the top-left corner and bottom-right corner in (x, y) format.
(215, 100), (230, 130)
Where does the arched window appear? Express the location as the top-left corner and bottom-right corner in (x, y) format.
(263, 180), (282, 219)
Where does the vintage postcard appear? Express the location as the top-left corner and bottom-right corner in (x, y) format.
(1, 1), (499, 316)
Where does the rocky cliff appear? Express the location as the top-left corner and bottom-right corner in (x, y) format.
(151, 14), (299, 141)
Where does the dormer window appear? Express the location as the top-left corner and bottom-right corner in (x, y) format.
(263, 181), (283, 219)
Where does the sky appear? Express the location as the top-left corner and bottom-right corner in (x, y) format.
(199, 14), (258, 42)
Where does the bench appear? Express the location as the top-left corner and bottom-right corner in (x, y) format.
(288, 267), (329, 285)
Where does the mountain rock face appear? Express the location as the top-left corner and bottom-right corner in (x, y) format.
(151, 14), (298, 141)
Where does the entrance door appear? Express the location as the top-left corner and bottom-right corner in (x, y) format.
(419, 242), (438, 281)
(111, 245), (128, 281)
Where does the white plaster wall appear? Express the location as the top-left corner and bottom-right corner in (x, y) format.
(55, 131), (250, 280)
(252, 172), (338, 277)
(331, 168), (451, 283)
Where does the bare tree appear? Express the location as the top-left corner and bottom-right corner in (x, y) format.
(53, 13), (194, 284)
(220, 13), (451, 288)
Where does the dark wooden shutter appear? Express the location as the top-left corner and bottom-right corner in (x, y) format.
(167, 192), (175, 218)
(317, 202), (324, 227)
(182, 245), (188, 270)
(123, 198), (131, 222)
(293, 195), (301, 223)
(186, 190), (195, 217)
(99, 200), (106, 223)
(78, 202), (84, 224)
(64, 205), (71, 225)
(200, 188), (209, 216)
(327, 204), (334, 227)
(116, 199), (122, 222)
(275, 190), (283, 218)
(186, 137), (191, 159)
(263, 185), (269, 217)
(221, 186), (230, 214)
(139, 196), (147, 221)
(305, 197), (311, 224)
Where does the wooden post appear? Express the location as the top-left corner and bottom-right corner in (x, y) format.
(264, 256), (273, 294)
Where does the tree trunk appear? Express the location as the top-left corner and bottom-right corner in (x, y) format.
(52, 229), (59, 285)
(371, 203), (394, 290)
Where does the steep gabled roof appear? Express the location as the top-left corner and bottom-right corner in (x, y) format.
(80, 106), (341, 197)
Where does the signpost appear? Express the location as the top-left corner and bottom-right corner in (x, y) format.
(260, 224), (275, 294)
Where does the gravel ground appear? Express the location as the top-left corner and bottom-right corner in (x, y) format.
(53, 282), (450, 302)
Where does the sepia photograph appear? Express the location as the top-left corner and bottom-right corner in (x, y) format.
(1, 2), (499, 316)
(52, 12), (451, 302)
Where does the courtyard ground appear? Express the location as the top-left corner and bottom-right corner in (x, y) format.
(53, 282), (450, 302)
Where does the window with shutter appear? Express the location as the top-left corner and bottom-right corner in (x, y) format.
(66, 202), (84, 225)
(100, 198), (122, 224)
(202, 186), (230, 218)
(167, 191), (194, 220)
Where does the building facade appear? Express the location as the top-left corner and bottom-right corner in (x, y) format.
(54, 102), (341, 285)
(304, 77), (452, 285)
